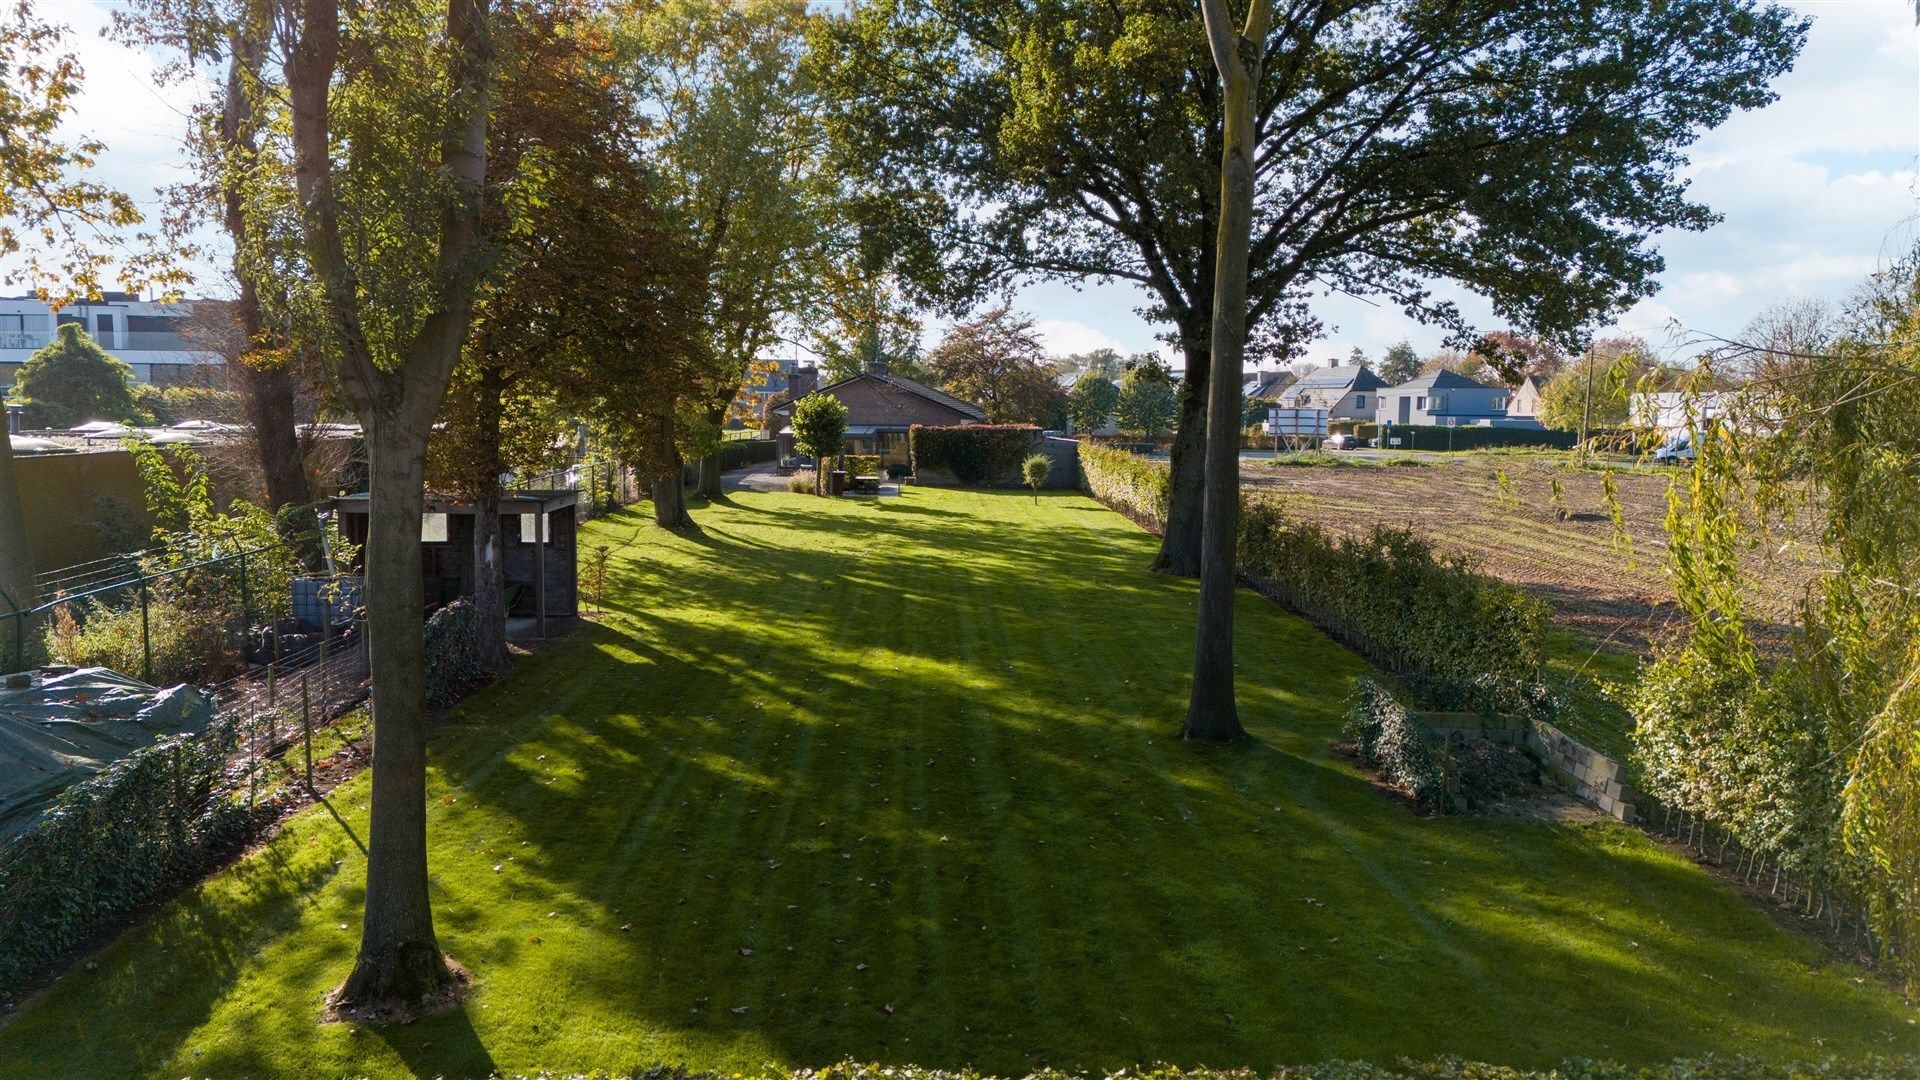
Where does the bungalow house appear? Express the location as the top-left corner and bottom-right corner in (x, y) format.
(1278, 364), (1385, 420)
(1373, 370), (1516, 426)
(766, 361), (986, 472)
(1507, 374), (1548, 421)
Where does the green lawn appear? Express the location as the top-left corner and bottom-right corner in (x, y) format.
(2, 488), (1913, 1078)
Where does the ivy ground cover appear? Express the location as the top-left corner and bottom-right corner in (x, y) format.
(0, 488), (1913, 1077)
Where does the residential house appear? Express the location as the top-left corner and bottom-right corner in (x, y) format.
(1243, 369), (1297, 403)
(1507, 374), (1548, 421)
(0, 293), (223, 388)
(1278, 364), (1385, 421)
(1374, 370), (1516, 426)
(765, 361), (986, 471)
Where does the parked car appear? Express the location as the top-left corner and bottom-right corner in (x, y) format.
(1652, 433), (1695, 464)
(1323, 432), (1358, 450)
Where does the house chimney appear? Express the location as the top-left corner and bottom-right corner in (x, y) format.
(865, 359), (889, 377)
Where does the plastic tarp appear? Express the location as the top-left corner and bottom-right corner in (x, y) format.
(0, 667), (215, 840)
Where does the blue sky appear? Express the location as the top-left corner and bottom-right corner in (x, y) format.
(32, 0), (1920, 371)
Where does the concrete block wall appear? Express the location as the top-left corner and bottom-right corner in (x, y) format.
(1416, 710), (1638, 824)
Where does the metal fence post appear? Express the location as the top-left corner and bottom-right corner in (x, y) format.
(301, 670), (314, 791)
(138, 577), (153, 683)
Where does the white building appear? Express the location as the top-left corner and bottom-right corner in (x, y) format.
(0, 293), (223, 389)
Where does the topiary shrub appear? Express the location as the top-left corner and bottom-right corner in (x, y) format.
(910, 424), (1038, 485)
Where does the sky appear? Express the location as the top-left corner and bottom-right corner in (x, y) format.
(26, 0), (1920, 372)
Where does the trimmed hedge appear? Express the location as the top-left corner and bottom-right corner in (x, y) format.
(0, 717), (257, 987)
(714, 439), (778, 471)
(1331, 422), (1578, 450)
(1079, 440), (1170, 532)
(910, 424), (1040, 485)
(531, 1059), (1920, 1080)
(1237, 499), (1547, 686)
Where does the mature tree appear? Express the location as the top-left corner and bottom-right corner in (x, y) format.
(619, 0), (832, 499)
(1536, 337), (1650, 432)
(1115, 359), (1178, 439)
(1054, 347), (1127, 383)
(1182, 0), (1269, 742)
(1068, 372), (1119, 434)
(430, 3), (660, 667)
(815, 0), (1804, 575)
(105, 2), (323, 568)
(791, 391), (847, 494)
(1377, 340), (1421, 385)
(1480, 331), (1566, 384)
(924, 306), (1068, 425)
(1346, 346), (1370, 371)
(273, 0), (496, 1018)
(13, 324), (140, 428)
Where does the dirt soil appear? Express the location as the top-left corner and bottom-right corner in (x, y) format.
(1240, 456), (1812, 653)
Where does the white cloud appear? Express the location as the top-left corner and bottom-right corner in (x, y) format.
(1031, 318), (1128, 357)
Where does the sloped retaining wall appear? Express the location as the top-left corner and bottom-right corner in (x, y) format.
(1418, 710), (1637, 823)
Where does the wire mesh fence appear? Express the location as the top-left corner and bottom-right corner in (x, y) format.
(1, 530), (323, 683)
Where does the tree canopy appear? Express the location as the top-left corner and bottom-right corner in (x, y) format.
(923, 307), (1068, 426)
(1114, 360), (1177, 439)
(813, 0), (1805, 573)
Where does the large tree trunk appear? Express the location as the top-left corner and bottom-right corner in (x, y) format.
(290, 0), (492, 1019)
(334, 423), (455, 1011)
(1183, 0), (1267, 742)
(652, 415), (694, 529)
(1154, 334), (1210, 576)
(695, 403), (726, 498)
(238, 363), (312, 510)
(220, 18), (317, 564)
(468, 367), (508, 670)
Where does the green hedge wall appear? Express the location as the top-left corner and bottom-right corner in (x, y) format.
(910, 424), (1039, 485)
(547, 1057), (1920, 1080)
(1080, 446), (1546, 690)
(1078, 440), (1171, 532)
(715, 439), (778, 471)
(0, 718), (258, 987)
(1330, 422), (1578, 450)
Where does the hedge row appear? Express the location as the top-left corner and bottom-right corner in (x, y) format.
(1330, 422), (1579, 450)
(1079, 440), (1171, 532)
(0, 716), (258, 987)
(543, 1058), (1920, 1080)
(1079, 445), (1547, 689)
(1237, 498), (1548, 686)
(911, 424), (1040, 485)
(715, 439), (779, 471)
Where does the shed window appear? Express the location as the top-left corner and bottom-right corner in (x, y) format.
(519, 512), (549, 543)
(420, 513), (449, 543)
